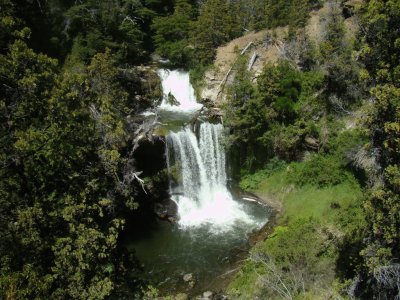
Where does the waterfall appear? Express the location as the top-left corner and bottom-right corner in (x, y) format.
(166, 123), (255, 232)
(157, 68), (259, 232)
(131, 69), (268, 291)
(158, 69), (203, 112)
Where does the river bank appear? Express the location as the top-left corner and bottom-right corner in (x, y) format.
(226, 162), (366, 299)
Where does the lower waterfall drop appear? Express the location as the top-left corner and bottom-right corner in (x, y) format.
(166, 122), (256, 232)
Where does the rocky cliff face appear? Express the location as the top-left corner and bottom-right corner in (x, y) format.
(199, 0), (360, 109)
(199, 28), (286, 106)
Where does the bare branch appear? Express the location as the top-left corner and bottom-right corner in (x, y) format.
(374, 263), (400, 298)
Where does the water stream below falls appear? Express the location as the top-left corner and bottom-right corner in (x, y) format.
(130, 69), (269, 294)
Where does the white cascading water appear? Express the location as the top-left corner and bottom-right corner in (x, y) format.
(158, 69), (203, 112)
(157, 68), (260, 232)
(166, 123), (256, 232)
(131, 69), (268, 291)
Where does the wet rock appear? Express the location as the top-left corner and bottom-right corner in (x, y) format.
(174, 293), (188, 300)
(154, 199), (178, 221)
(167, 216), (177, 223)
(183, 273), (193, 282)
(154, 203), (167, 219)
(202, 291), (213, 299)
(183, 273), (196, 289)
(167, 92), (180, 106)
(189, 280), (195, 288)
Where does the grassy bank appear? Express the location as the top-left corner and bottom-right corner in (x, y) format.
(228, 159), (366, 299)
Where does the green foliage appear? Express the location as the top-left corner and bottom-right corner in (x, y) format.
(241, 155), (365, 228)
(152, 0), (195, 67)
(259, 0), (323, 30)
(224, 57), (262, 145)
(0, 0), (20, 52)
(360, 0), (400, 85)
(325, 128), (367, 158)
(225, 60), (325, 171)
(151, 0), (323, 66)
(7, 0), (71, 58)
(282, 128), (367, 187)
(356, 4), (400, 296)
(64, 1), (147, 66)
(0, 24), (159, 297)
(319, 3), (346, 59)
(233, 156), (366, 298)
(229, 219), (337, 299)
(263, 219), (333, 271)
(5, 0), (180, 66)
(366, 85), (400, 166)
(189, 64), (210, 97)
(260, 119), (320, 161)
(4, 0), (398, 298)
(287, 154), (351, 187)
(240, 158), (286, 190)
(317, 2), (365, 111)
(191, 0), (241, 64)
(362, 84), (400, 273)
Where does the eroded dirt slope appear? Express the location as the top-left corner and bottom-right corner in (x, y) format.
(200, 0), (361, 107)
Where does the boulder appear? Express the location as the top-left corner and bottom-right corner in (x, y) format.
(202, 291), (213, 299)
(154, 198), (178, 221)
(182, 273), (195, 288)
(167, 92), (180, 106)
(183, 273), (193, 282)
(305, 137), (320, 150)
(175, 293), (188, 300)
(168, 216), (177, 223)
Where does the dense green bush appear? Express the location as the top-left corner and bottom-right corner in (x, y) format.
(287, 154), (351, 187)
(230, 219), (336, 299)
(326, 129), (367, 159)
(152, 0), (195, 67)
(240, 158), (286, 190)
(0, 5), (164, 296)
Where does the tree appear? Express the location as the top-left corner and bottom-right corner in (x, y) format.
(249, 220), (335, 299)
(191, 0), (240, 64)
(358, 1), (400, 297)
(0, 38), (148, 298)
(152, 0), (195, 66)
(360, 0), (400, 85)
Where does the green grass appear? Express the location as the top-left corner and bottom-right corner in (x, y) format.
(284, 183), (362, 223)
(249, 166), (364, 226)
(228, 162), (365, 299)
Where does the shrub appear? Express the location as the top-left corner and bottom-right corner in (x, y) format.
(239, 158), (286, 190)
(287, 154), (350, 187)
(248, 219), (336, 299)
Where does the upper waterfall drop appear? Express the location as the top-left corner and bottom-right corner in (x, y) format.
(158, 69), (203, 112)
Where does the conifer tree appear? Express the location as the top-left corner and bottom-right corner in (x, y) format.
(152, 0), (195, 66)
